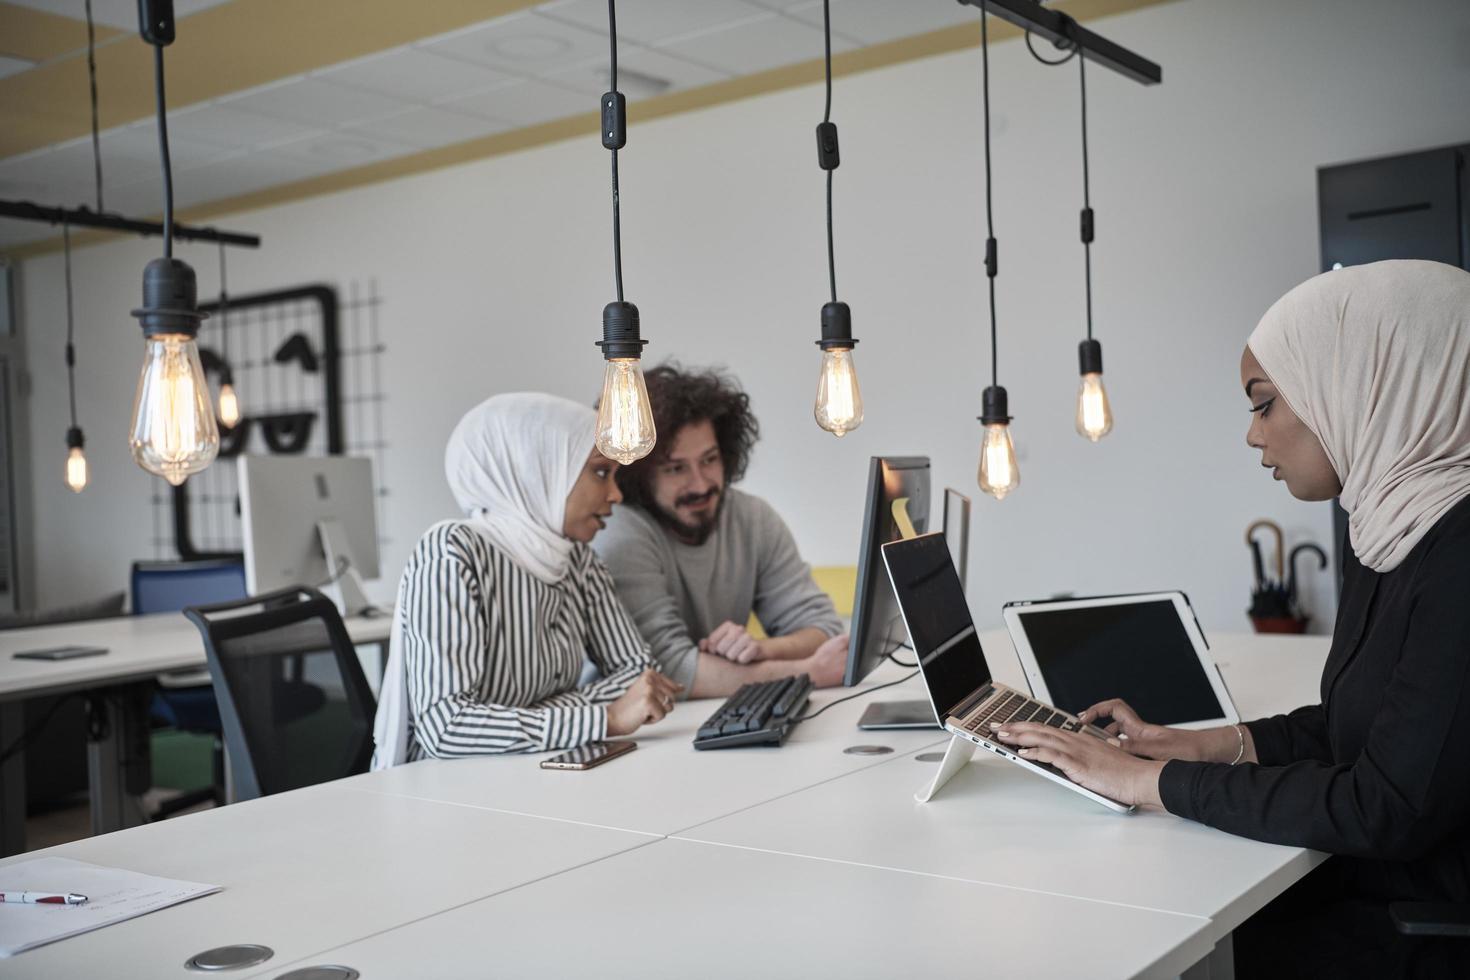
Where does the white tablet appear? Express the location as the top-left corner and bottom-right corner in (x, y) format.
(1002, 591), (1238, 730)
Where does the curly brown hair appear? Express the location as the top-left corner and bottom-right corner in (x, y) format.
(614, 363), (760, 509)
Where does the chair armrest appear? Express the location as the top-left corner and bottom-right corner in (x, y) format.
(1390, 902), (1470, 938)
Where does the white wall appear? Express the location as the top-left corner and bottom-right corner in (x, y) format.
(15, 0), (1470, 635)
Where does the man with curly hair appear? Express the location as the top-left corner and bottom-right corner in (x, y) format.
(592, 364), (849, 699)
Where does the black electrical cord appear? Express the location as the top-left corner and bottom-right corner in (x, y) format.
(152, 44), (174, 258)
(217, 240), (229, 362)
(822, 0), (837, 304)
(1079, 51), (1093, 340)
(979, 3), (1001, 389)
(85, 0), (103, 212)
(63, 221), (79, 430)
(607, 0), (624, 303)
(1024, 28), (1077, 66)
(795, 669), (920, 723)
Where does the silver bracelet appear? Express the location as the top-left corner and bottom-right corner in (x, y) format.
(1229, 724), (1245, 766)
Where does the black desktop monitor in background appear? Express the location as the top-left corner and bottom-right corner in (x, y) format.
(845, 456), (931, 687)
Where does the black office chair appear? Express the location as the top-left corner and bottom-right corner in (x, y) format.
(182, 587), (376, 802)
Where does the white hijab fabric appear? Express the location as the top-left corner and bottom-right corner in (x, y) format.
(1248, 260), (1470, 573)
(372, 392), (596, 769)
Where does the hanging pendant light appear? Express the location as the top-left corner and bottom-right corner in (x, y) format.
(593, 0), (655, 465)
(215, 241), (240, 429)
(128, 0), (218, 486)
(61, 222), (88, 494)
(811, 0), (863, 438)
(1073, 50), (1113, 442)
(974, 2), (1019, 500)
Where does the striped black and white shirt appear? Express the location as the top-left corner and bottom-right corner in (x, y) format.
(398, 521), (651, 759)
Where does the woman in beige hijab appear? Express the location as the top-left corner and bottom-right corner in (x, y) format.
(994, 260), (1470, 977)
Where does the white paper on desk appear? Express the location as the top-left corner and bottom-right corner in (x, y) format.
(0, 856), (219, 957)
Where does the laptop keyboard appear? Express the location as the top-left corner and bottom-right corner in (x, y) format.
(962, 691), (1079, 735)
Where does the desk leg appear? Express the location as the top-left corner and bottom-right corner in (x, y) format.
(915, 733), (976, 803)
(86, 684), (152, 835)
(1181, 935), (1234, 980)
(0, 703), (26, 856)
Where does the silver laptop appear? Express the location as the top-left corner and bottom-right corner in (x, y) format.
(881, 533), (1133, 813)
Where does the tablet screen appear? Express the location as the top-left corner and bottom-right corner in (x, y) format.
(1015, 599), (1224, 725)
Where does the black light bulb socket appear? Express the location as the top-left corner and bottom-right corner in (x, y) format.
(979, 385), (1012, 425)
(131, 256), (207, 339)
(816, 122), (840, 171)
(816, 301), (858, 351)
(597, 301), (647, 360)
(1079, 338), (1104, 375)
(138, 0), (175, 46)
(66, 426), (85, 450)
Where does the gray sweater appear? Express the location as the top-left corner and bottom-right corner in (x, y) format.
(592, 488), (843, 692)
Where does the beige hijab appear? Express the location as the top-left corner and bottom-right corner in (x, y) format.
(1248, 260), (1470, 573)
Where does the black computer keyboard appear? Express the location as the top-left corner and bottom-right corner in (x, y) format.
(692, 674), (815, 749)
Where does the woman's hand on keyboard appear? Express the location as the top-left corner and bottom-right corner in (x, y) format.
(990, 722), (1167, 810)
(1076, 699), (1217, 763)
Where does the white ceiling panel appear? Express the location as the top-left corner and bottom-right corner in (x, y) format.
(661, 13), (859, 75)
(344, 107), (515, 150)
(542, 45), (732, 96)
(267, 131), (420, 172)
(0, 139), (153, 195)
(785, 0), (979, 45)
(164, 103), (323, 151)
(439, 78), (592, 127)
(220, 77), (413, 129)
(538, 0), (772, 47)
(5, 0), (233, 32)
(315, 47), (516, 104)
(165, 147), (348, 210)
(105, 121), (236, 171)
(420, 12), (610, 77)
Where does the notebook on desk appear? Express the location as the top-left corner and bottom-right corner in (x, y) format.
(881, 533), (1133, 813)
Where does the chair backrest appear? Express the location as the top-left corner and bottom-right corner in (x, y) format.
(182, 587), (376, 801)
(132, 560), (248, 615)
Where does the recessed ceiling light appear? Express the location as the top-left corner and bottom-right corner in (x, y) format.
(487, 35), (571, 60)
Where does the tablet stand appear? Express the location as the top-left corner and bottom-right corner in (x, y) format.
(915, 733), (976, 803)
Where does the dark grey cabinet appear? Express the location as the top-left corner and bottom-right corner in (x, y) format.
(1317, 143), (1470, 587)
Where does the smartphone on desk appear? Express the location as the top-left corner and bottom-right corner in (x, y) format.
(539, 740), (636, 771)
(13, 645), (108, 661)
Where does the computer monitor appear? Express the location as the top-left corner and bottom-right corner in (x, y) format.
(239, 455), (380, 615)
(844, 456), (930, 687)
(943, 488), (971, 592)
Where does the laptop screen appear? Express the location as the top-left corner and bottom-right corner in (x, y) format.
(881, 534), (990, 719)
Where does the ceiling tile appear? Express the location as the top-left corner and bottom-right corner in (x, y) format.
(343, 107), (515, 150)
(105, 122), (236, 171)
(420, 12), (610, 77)
(316, 47), (516, 104)
(659, 13), (858, 75)
(164, 152), (320, 211)
(267, 131), (420, 171)
(541, 45), (732, 97)
(537, 0), (772, 47)
(165, 103), (323, 151)
(220, 77), (413, 129)
(439, 78), (592, 127)
(785, 0), (978, 45)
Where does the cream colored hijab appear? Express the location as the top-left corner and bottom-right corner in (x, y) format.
(1248, 260), (1470, 573)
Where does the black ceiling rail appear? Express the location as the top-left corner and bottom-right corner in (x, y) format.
(0, 199), (262, 248)
(957, 0), (1162, 85)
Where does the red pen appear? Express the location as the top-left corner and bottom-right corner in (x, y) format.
(0, 892), (88, 905)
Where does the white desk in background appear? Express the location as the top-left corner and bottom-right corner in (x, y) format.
(0, 611), (393, 855)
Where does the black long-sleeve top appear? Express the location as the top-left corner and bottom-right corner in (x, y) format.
(1159, 495), (1470, 903)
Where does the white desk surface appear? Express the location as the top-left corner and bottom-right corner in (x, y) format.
(0, 611), (392, 701)
(673, 630), (1333, 940)
(249, 837), (1216, 980)
(343, 659), (947, 837)
(0, 785), (654, 980)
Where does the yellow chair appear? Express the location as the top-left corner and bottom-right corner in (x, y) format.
(746, 565), (857, 637)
